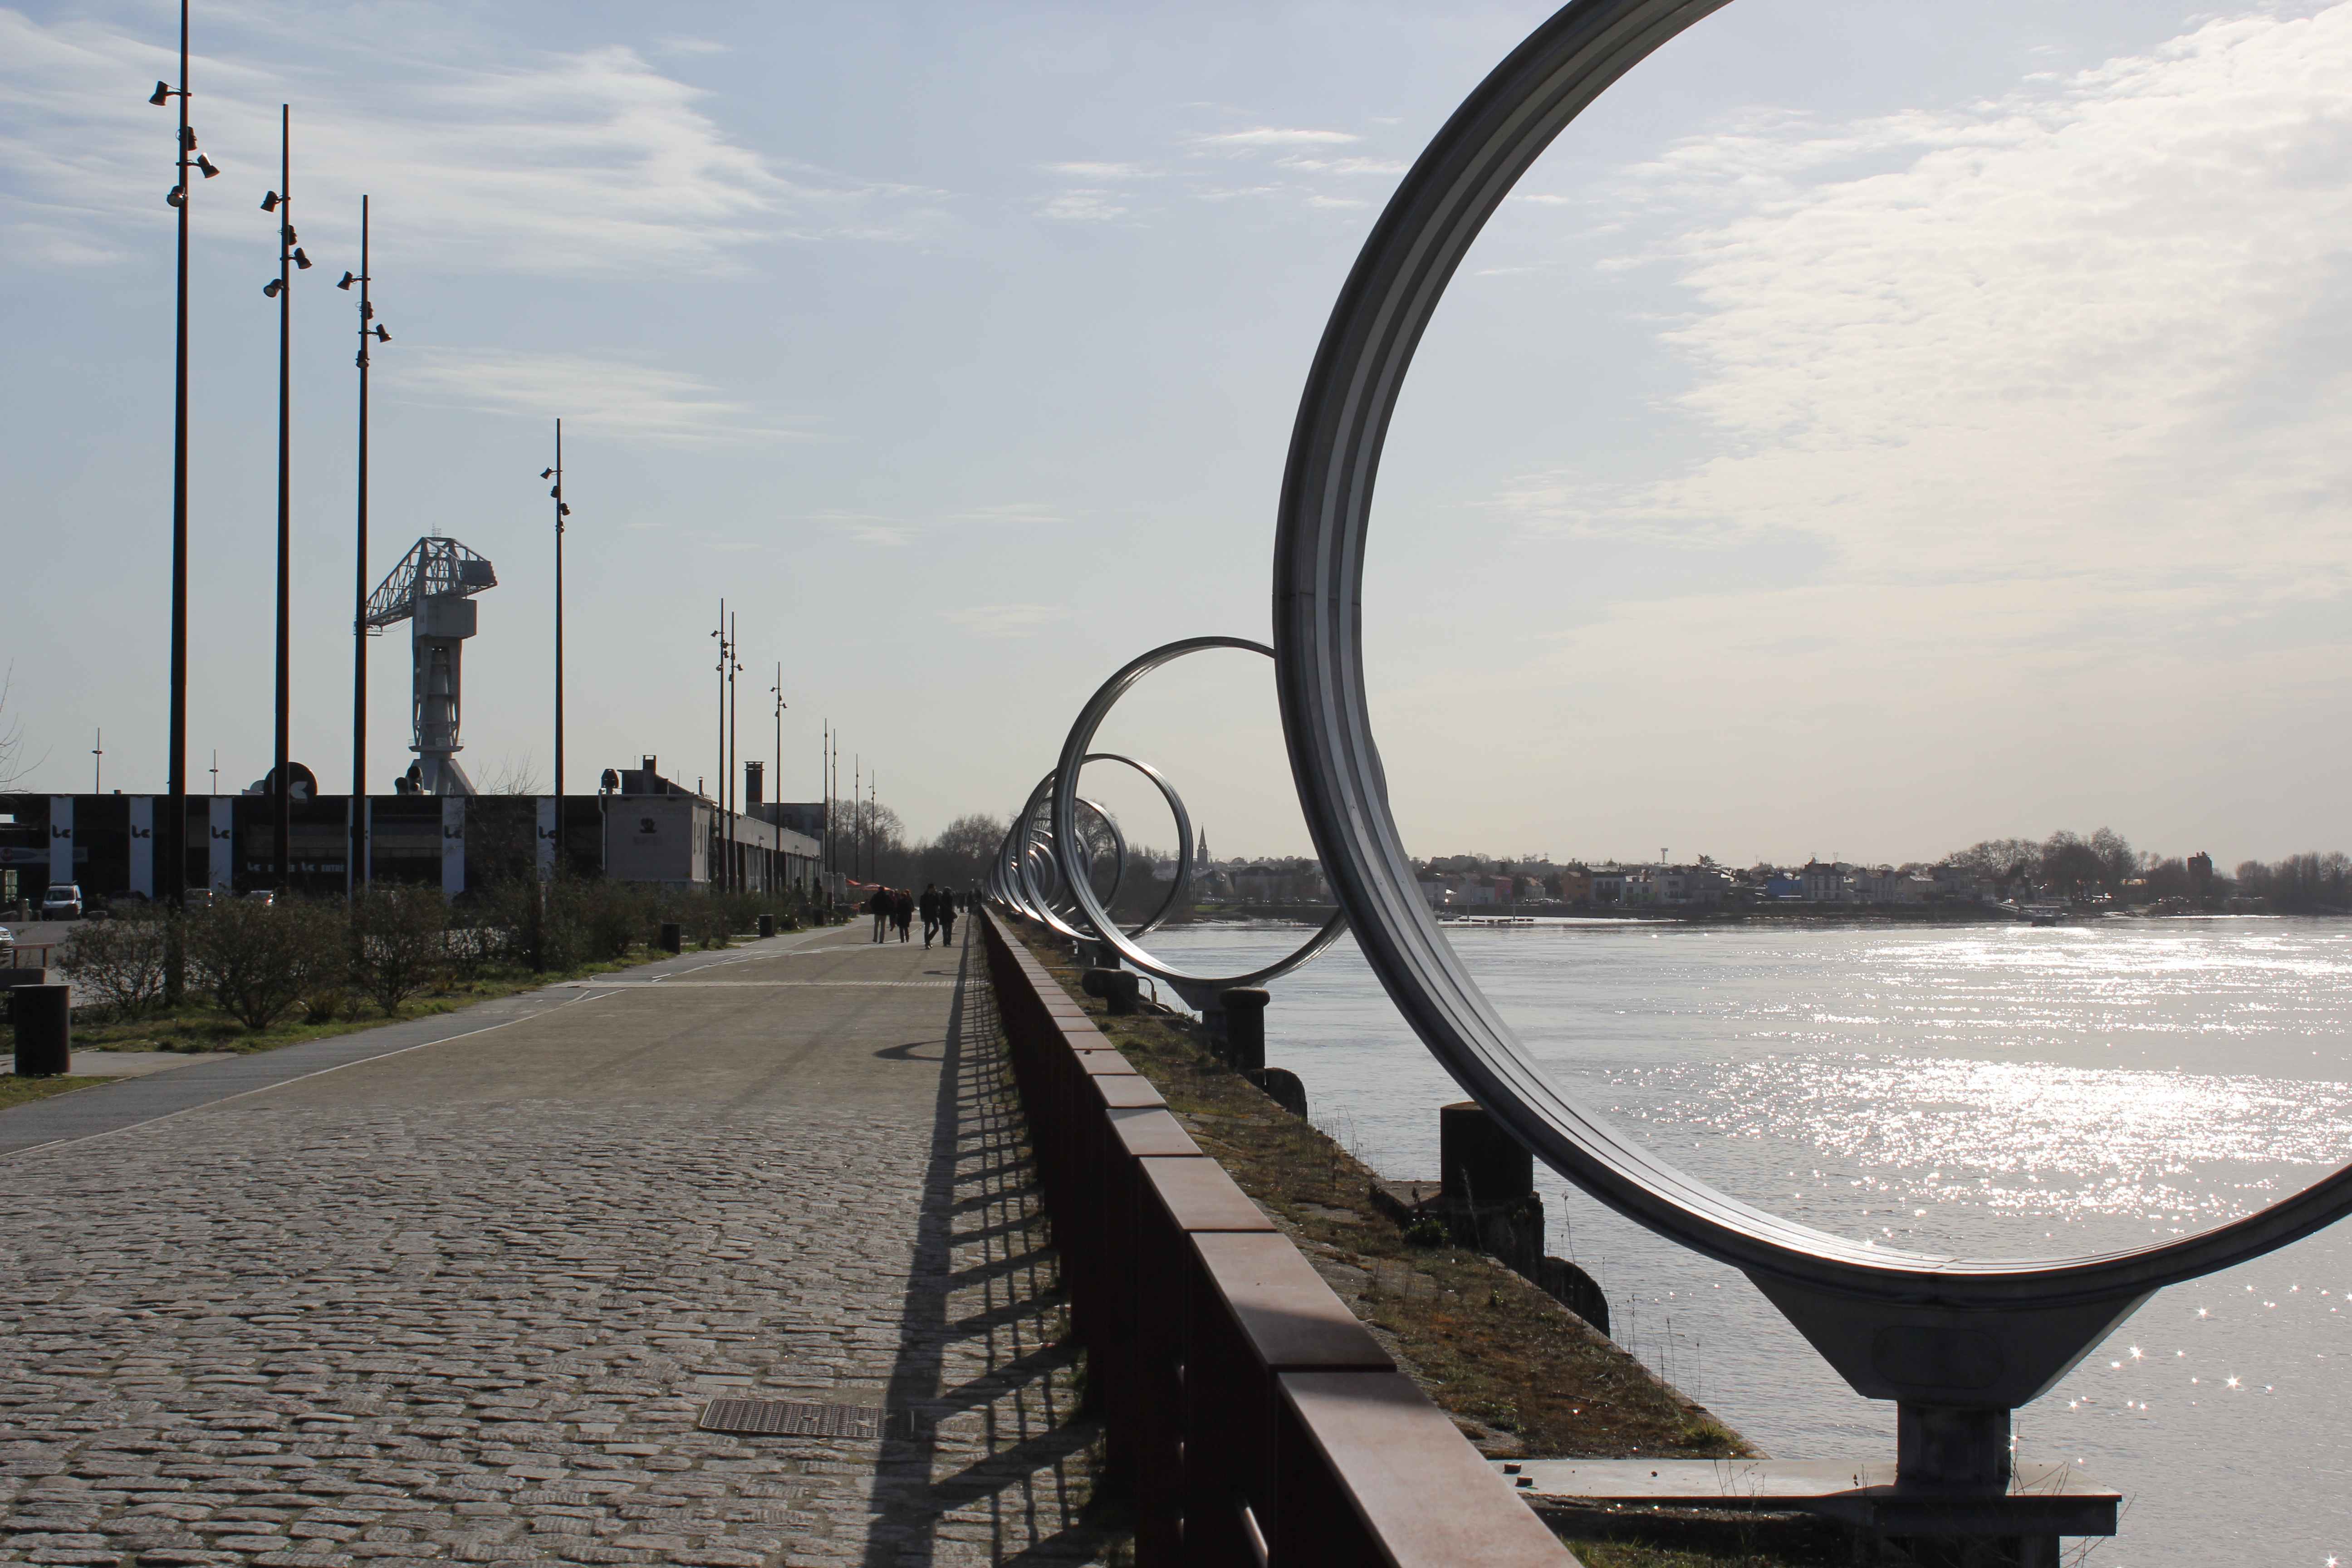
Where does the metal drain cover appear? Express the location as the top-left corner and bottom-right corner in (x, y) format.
(698, 1399), (917, 1439)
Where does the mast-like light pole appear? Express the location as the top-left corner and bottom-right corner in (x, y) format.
(338, 200), (389, 893)
(540, 421), (569, 871)
(261, 105), (310, 890)
(770, 664), (785, 811)
(151, 0), (217, 927)
(711, 600), (732, 893)
(724, 606), (734, 888)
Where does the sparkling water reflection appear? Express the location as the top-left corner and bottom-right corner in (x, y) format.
(1142, 916), (2351, 1563)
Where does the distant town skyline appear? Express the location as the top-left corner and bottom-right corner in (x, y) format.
(9, 2), (2352, 863)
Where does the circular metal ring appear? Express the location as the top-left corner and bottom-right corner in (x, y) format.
(1269, 0), (2352, 1402)
(1052, 637), (1347, 999)
(1004, 779), (1125, 942)
(1026, 795), (1126, 931)
(1053, 753), (1199, 941)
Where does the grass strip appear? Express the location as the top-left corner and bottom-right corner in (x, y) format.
(0, 1075), (105, 1110)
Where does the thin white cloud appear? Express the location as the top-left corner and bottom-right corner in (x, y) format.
(1189, 127), (1359, 150)
(0, 9), (949, 278)
(396, 348), (825, 448)
(1044, 161), (1154, 180)
(1036, 189), (1128, 223)
(949, 503), (1064, 525)
(811, 511), (913, 547)
(943, 603), (1071, 637)
(1275, 155), (1407, 176)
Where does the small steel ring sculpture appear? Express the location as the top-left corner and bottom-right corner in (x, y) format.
(1000, 781), (1127, 941)
(1021, 795), (1125, 936)
(1051, 637), (1347, 1003)
(1052, 752), (1199, 941)
(1269, 0), (2352, 1432)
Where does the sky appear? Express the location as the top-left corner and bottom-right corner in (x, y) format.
(5, 0), (2351, 868)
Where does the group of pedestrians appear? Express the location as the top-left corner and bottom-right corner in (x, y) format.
(865, 884), (970, 949)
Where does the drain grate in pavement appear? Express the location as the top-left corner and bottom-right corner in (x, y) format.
(698, 1399), (921, 1439)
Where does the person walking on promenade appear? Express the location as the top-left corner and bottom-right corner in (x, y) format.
(938, 893), (958, 946)
(892, 887), (915, 943)
(868, 887), (890, 944)
(918, 884), (941, 948)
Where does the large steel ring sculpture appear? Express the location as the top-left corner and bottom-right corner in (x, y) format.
(1267, 0), (2352, 1488)
(1049, 638), (1348, 1009)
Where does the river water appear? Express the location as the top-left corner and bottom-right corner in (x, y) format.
(1139, 916), (2350, 1564)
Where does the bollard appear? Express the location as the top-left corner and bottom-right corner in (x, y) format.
(1534, 1256), (1611, 1337)
(1102, 970), (1140, 1016)
(1440, 1100), (1533, 1205)
(758, 913), (776, 939)
(659, 921), (683, 955)
(1244, 1065), (1307, 1118)
(1219, 987), (1270, 1071)
(12, 983), (71, 1077)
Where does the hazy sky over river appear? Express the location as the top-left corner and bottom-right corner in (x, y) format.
(7, 1), (2352, 865)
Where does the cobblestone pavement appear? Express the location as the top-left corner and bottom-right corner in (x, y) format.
(0, 933), (1116, 1567)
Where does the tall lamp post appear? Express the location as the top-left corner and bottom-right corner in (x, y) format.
(728, 609), (740, 891)
(769, 665), (787, 893)
(150, 0), (220, 929)
(260, 105), (311, 890)
(539, 422), (568, 869)
(711, 601), (733, 893)
(338, 200), (390, 894)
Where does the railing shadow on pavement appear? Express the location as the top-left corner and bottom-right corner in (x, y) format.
(861, 936), (1126, 1567)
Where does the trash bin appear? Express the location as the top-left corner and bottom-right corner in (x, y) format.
(758, 913), (776, 939)
(659, 921), (683, 954)
(12, 983), (70, 1077)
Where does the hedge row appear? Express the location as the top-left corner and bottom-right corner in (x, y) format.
(55, 881), (837, 1032)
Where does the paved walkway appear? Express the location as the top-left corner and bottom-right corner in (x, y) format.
(0, 926), (1113, 1567)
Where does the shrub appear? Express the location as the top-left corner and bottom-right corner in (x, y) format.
(581, 880), (647, 960)
(56, 912), (173, 1020)
(186, 897), (347, 1031)
(1404, 1217), (1448, 1249)
(302, 986), (353, 1023)
(352, 885), (449, 1016)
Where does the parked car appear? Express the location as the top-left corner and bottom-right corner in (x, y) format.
(39, 883), (84, 920)
(0, 924), (13, 957)
(241, 888), (276, 907)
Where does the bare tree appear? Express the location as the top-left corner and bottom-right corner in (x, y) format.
(480, 753), (544, 794)
(0, 666), (48, 789)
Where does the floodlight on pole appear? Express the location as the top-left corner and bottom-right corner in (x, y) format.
(264, 102), (297, 890)
(150, 0), (206, 940)
(544, 421), (568, 869)
(346, 194), (390, 891)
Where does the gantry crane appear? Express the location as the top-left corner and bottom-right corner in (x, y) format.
(365, 536), (496, 795)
